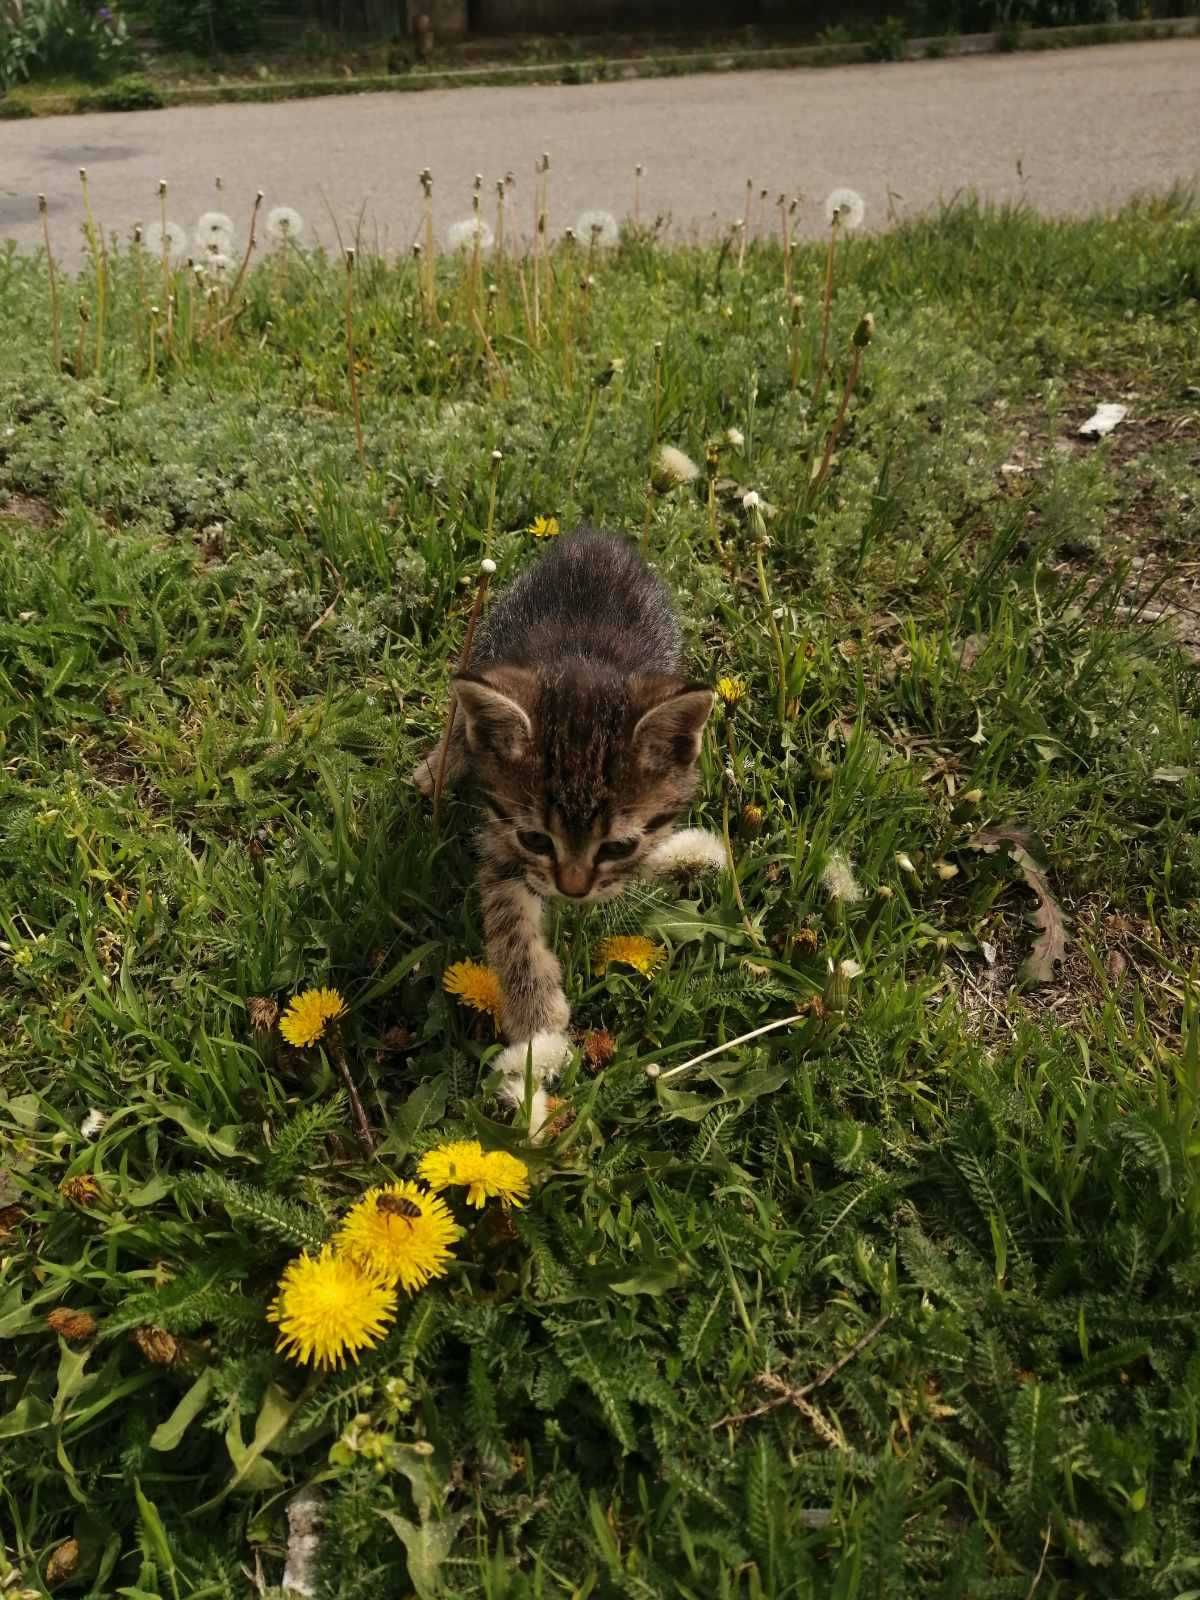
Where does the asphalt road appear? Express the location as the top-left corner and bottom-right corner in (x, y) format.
(1, 39), (1197, 264)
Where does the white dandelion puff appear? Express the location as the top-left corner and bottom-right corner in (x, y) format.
(266, 205), (305, 243)
(202, 253), (233, 279)
(445, 217), (494, 252)
(821, 851), (863, 904)
(652, 444), (700, 491)
(837, 958), (864, 980)
(141, 221), (188, 264)
(574, 209), (619, 247)
(725, 427), (745, 449)
(742, 490), (762, 510)
(824, 187), (866, 230)
(643, 828), (726, 878)
(80, 1109), (107, 1140)
(195, 210), (235, 252)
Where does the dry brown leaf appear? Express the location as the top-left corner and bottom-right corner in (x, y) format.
(969, 826), (1067, 986)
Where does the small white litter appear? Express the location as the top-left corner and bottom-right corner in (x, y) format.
(1078, 404), (1127, 439)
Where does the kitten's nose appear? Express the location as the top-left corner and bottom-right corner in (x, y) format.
(556, 862), (592, 898)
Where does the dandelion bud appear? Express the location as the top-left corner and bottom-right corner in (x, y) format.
(934, 861), (959, 881)
(962, 788), (983, 805)
(490, 449), (502, 464)
(853, 313), (876, 349)
(45, 1539), (81, 1587)
(644, 1062), (661, 1079)
(474, 173), (482, 189)
(480, 558), (497, 576)
(896, 852), (917, 874)
(78, 166), (87, 180)
(636, 162), (644, 176)
(876, 885), (894, 900)
(411, 242), (422, 257)
(741, 802), (765, 835)
(158, 178), (167, 196)
(38, 193), (47, 213)
(726, 427), (745, 449)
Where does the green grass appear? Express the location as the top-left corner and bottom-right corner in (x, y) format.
(1, 194), (1199, 1597)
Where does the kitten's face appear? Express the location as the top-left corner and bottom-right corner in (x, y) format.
(455, 665), (712, 902)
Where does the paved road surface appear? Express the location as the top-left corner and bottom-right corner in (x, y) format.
(1, 40), (1197, 264)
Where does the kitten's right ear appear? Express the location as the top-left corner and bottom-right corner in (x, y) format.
(454, 673), (533, 764)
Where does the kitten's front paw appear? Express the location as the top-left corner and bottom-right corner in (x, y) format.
(410, 751), (437, 798)
(494, 1030), (573, 1142)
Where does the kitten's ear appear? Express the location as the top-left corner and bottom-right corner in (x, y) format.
(454, 672), (534, 763)
(632, 685), (714, 769)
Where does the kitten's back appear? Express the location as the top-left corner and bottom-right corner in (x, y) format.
(474, 531), (680, 676)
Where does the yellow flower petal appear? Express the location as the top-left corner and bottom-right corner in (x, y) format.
(267, 1246), (395, 1370)
(528, 514), (560, 539)
(278, 987), (348, 1048)
(418, 1140), (530, 1209)
(442, 961), (504, 1024)
(335, 1182), (458, 1292)
(593, 935), (665, 978)
(716, 676), (746, 707)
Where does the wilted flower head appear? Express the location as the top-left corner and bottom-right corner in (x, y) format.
(195, 210), (235, 252)
(247, 995), (279, 1033)
(824, 188), (866, 230)
(575, 209), (619, 246)
(582, 1028), (618, 1069)
(446, 217), (495, 252)
(652, 444), (700, 491)
(266, 204), (305, 242)
(47, 1307), (97, 1342)
(821, 851), (863, 904)
(141, 221), (188, 264)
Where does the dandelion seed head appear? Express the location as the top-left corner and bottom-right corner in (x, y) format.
(821, 851), (863, 904)
(644, 827), (727, 878)
(652, 444), (700, 490)
(574, 209), (619, 247)
(268, 1247), (396, 1369)
(142, 221), (188, 263)
(480, 557), (497, 575)
(446, 217), (495, 252)
(195, 210), (235, 251)
(266, 204), (305, 242)
(824, 187), (866, 230)
(741, 490), (761, 510)
(725, 427), (745, 449)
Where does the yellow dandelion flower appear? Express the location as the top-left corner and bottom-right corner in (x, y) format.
(716, 676), (746, 707)
(478, 1149), (530, 1208)
(418, 1140), (531, 1208)
(594, 934), (665, 977)
(268, 1246), (396, 1370)
(443, 960), (504, 1024)
(279, 987), (348, 1048)
(529, 514), (560, 539)
(336, 1181), (458, 1292)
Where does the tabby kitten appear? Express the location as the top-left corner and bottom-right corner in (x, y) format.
(416, 531), (716, 1121)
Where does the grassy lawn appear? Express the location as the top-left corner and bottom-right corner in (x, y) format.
(1, 194), (1198, 1597)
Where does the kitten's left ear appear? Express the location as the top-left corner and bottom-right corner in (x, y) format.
(632, 685), (714, 768)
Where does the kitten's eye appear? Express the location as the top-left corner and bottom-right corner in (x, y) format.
(645, 811), (677, 832)
(517, 830), (556, 858)
(596, 838), (638, 863)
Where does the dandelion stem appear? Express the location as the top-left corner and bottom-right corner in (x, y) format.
(78, 169), (104, 379)
(737, 177), (752, 273)
(659, 1012), (806, 1082)
(344, 249), (366, 470)
(471, 310), (508, 398)
(570, 385), (599, 490)
(225, 189), (263, 330)
(779, 194), (793, 299)
(38, 197), (61, 373)
(811, 330), (869, 497)
(326, 1031), (375, 1155)
(158, 181), (172, 349)
(432, 561), (493, 829)
(812, 215), (840, 403)
(754, 541), (789, 725)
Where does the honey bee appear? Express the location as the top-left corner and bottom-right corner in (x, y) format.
(376, 1193), (422, 1223)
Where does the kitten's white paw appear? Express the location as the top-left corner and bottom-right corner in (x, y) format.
(643, 827), (726, 878)
(495, 1030), (572, 1141)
